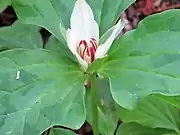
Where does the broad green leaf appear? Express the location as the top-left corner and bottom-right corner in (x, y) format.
(87, 0), (135, 35)
(116, 123), (177, 135)
(49, 128), (77, 135)
(45, 36), (74, 60)
(0, 0), (11, 12)
(95, 10), (180, 109)
(45, 0), (75, 29)
(86, 79), (118, 135)
(0, 49), (86, 135)
(157, 95), (180, 108)
(12, 0), (135, 39)
(0, 21), (43, 49)
(117, 95), (180, 132)
(11, 0), (66, 42)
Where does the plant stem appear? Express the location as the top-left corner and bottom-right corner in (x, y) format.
(91, 74), (99, 135)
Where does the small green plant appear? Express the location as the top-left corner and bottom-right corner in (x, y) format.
(0, 0), (180, 135)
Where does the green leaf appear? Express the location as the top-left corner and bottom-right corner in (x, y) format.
(86, 78), (118, 135)
(12, 0), (135, 39)
(87, 0), (135, 35)
(117, 95), (180, 132)
(0, 49), (86, 135)
(116, 123), (177, 135)
(0, 0), (11, 13)
(157, 95), (180, 108)
(96, 10), (180, 109)
(49, 128), (77, 135)
(45, 0), (75, 29)
(0, 21), (43, 49)
(45, 36), (74, 60)
(11, 0), (67, 42)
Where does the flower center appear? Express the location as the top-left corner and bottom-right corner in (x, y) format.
(77, 38), (98, 64)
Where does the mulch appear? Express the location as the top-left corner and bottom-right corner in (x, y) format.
(122, 0), (180, 33)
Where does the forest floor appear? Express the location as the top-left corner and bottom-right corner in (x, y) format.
(0, 0), (180, 135)
(122, 0), (180, 32)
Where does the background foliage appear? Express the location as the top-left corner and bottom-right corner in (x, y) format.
(0, 0), (180, 135)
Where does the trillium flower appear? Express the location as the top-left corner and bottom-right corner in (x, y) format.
(66, 0), (125, 71)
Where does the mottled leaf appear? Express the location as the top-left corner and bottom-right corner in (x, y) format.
(0, 49), (86, 135)
(0, 21), (43, 49)
(95, 10), (180, 109)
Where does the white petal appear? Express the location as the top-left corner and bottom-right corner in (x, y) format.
(70, 0), (99, 41)
(91, 21), (99, 42)
(74, 52), (88, 71)
(95, 19), (125, 59)
(66, 29), (88, 71)
(66, 28), (77, 53)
